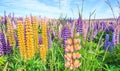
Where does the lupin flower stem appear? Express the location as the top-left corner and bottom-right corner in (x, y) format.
(25, 18), (35, 60)
(17, 21), (27, 59)
(40, 21), (48, 63)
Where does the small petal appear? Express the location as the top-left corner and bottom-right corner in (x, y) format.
(64, 53), (72, 61)
(65, 45), (71, 52)
(65, 61), (71, 68)
(74, 44), (81, 50)
(74, 60), (81, 68)
(72, 52), (81, 59)
(70, 45), (74, 52)
(70, 64), (74, 70)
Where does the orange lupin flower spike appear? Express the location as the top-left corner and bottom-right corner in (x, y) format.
(40, 21), (48, 63)
(25, 18), (35, 60)
(64, 33), (81, 70)
(32, 17), (39, 53)
(17, 21), (27, 59)
(7, 18), (15, 47)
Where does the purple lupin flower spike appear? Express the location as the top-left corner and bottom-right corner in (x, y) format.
(104, 34), (109, 50)
(61, 26), (71, 41)
(0, 33), (3, 56)
(6, 40), (12, 54)
(38, 34), (42, 45)
(108, 25), (115, 32)
(112, 32), (115, 46)
(100, 22), (106, 30)
(93, 23), (99, 38)
(0, 33), (6, 54)
(2, 34), (8, 54)
(94, 23), (98, 31)
(0, 43), (3, 56)
(107, 41), (114, 52)
(75, 16), (83, 34)
(47, 28), (52, 48)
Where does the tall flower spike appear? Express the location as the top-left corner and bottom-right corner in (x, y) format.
(7, 18), (15, 47)
(104, 34), (109, 51)
(61, 26), (71, 41)
(75, 16), (83, 34)
(25, 18), (35, 60)
(40, 21), (48, 63)
(64, 33), (81, 70)
(32, 17), (39, 53)
(0, 28), (3, 56)
(47, 27), (52, 48)
(17, 21), (27, 59)
(0, 32), (7, 54)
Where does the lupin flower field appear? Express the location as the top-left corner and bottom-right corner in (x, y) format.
(0, 0), (120, 71)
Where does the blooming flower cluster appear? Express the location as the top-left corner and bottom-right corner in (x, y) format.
(104, 33), (115, 52)
(75, 16), (83, 34)
(61, 26), (71, 41)
(25, 18), (35, 60)
(40, 21), (48, 63)
(17, 21), (27, 59)
(32, 17), (39, 52)
(64, 35), (81, 70)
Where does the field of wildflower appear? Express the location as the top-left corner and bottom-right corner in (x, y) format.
(0, 0), (120, 71)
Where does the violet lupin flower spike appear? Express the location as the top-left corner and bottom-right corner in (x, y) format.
(61, 26), (71, 41)
(0, 30), (3, 56)
(104, 34), (109, 51)
(75, 16), (83, 34)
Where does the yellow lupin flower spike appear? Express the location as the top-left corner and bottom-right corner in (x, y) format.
(7, 18), (15, 47)
(40, 21), (48, 63)
(32, 16), (39, 53)
(25, 18), (35, 60)
(17, 21), (27, 59)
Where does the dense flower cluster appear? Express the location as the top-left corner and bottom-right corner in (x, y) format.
(104, 33), (115, 52)
(7, 18), (15, 47)
(25, 18), (35, 60)
(40, 21), (48, 63)
(61, 26), (71, 40)
(0, 31), (3, 56)
(32, 17), (39, 52)
(64, 35), (81, 70)
(17, 21), (27, 59)
(75, 16), (83, 34)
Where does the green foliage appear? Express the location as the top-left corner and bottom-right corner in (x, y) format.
(93, 31), (106, 44)
(38, 25), (42, 34)
(0, 56), (7, 71)
(103, 44), (120, 66)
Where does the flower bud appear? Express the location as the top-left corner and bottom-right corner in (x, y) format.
(65, 61), (71, 68)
